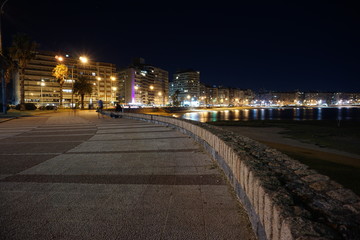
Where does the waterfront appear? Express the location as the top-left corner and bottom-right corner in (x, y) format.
(180, 107), (360, 122)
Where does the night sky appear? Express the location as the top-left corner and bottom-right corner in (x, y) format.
(2, 0), (360, 92)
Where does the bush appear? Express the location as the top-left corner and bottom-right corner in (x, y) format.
(0, 103), (10, 111)
(15, 103), (37, 110)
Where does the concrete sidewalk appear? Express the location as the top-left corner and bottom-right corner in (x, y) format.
(0, 111), (256, 240)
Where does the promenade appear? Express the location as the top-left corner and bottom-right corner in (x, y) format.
(0, 110), (256, 240)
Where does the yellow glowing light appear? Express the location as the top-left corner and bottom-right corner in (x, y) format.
(97, 77), (101, 81)
(79, 56), (88, 63)
(134, 86), (139, 90)
(158, 91), (162, 96)
(110, 76), (116, 81)
(150, 85), (154, 90)
(112, 87), (117, 91)
(55, 55), (64, 62)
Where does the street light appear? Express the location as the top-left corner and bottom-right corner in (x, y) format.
(40, 79), (45, 106)
(79, 56), (88, 108)
(110, 76), (116, 104)
(79, 56), (88, 64)
(158, 91), (162, 106)
(97, 77), (101, 100)
(55, 55), (75, 108)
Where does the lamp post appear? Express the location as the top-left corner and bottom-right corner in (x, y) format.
(112, 86), (117, 104)
(55, 55), (74, 108)
(158, 91), (162, 106)
(110, 76), (116, 106)
(97, 77), (101, 100)
(40, 79), (45, 106)
(149, 85), (154, 105)
(79, 56), (88, 108)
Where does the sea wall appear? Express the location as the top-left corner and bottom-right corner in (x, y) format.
(108, 112), (360, 240)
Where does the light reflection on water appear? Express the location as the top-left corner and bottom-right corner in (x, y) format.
(180, 107), (360, 122)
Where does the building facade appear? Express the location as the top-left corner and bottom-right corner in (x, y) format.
(118, 58), (169, 106)
(12, 50), (117, 108)
(172, 70), (200, 106)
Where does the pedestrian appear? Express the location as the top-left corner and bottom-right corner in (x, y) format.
(115, 104), (122, 112)
(97, 99), (104, 118)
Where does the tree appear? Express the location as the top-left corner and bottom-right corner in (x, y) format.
(52, 64), (68, 108)
(0, 51), (17, 113)
(9, 33), (37, 110)
(73, 75), (92, 109)
(171, 89), (181, 107)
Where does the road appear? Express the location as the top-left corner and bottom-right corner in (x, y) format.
(0, 110), (256, 240)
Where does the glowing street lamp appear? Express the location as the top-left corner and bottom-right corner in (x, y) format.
(110, 76), (117, 103)
(55, 55), (75, 108)
(55, 55), (64, 62)
(40, 80), (45, 106)
(97, 77), (101, 99)
(79, 56), (88, 64)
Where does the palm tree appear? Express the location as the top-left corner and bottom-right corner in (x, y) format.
(171, 89), (181, 106)
(52, 64), (68, 108)
(9, 33), (37, 110)
(73, 75), (92, 109)
(0, 51), (16, 113)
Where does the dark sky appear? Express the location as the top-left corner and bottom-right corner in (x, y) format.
(2, 0), (360, 92)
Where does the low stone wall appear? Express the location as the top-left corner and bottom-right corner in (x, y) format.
(108, 112), (360, 240)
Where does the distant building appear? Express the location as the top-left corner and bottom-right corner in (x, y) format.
(118, 58), (169, 106)
(172, 69), (200, 106)
(229, 88), (245, 106)
(304, 92), (333, 106)
(10, 50), (117, 108)
(256, 91), (303, 106)
(206, 85), (219, 106)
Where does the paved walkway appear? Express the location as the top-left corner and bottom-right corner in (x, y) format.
(0, 110), (256, 240)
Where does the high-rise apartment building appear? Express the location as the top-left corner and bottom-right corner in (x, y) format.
(172, 69), (200, 106)
(11, 51), (117, 108)
(118, 58), (169, 106)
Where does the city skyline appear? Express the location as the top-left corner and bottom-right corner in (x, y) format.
(2, 1), (360, 92)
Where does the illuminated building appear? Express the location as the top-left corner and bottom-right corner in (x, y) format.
(11, 50), (117, 108)
(118, 58), (169, 106)
(172, 69), (200, 106)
